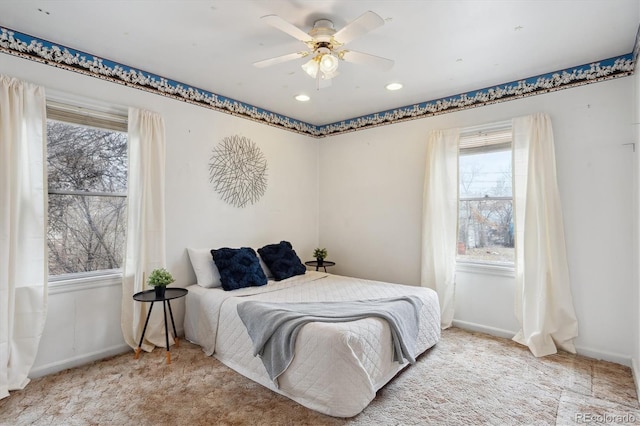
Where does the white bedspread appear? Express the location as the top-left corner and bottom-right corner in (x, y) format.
(184, 271), (441, 417)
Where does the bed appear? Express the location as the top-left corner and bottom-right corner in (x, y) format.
(184, 265), (441, 417)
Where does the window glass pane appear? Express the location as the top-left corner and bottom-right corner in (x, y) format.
(47, 120), (127, 193)
(46, 114), (128, 277)
(459, 149), (512, 198)
(48, 194), (127, 275)
(458, 196), (514, 264)
(458, 144), (514, 265)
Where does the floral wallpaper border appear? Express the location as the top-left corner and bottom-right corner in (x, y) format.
(1, 25), (637, 138)
(319, 54), (634, 136)
(0, 27), (319, 135)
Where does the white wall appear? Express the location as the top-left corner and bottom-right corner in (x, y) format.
(633, 35), (640, 391)
(3, 51), (636, 376)
(320, 77), (635, 364)
(454, 266), (518, 337)
(31, 275), (125, 377)
(0, 54), (319, 376)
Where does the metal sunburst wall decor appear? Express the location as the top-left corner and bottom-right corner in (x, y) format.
(208, 135), (268, 208)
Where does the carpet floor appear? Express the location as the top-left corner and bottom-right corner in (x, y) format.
(2, 327), (638, 425)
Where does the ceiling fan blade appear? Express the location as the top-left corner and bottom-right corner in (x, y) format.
(333, 11), (385, 46)
(253, 51), (308, 68)
(261, 15), (314, 43)
(340, 50), (394, 71)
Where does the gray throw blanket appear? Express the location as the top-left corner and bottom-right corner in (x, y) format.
(237, 296), (424, 386)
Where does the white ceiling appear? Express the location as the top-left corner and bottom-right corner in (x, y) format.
(0, 0), (638, 125)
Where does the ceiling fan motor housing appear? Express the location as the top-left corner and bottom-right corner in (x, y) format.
(310, 19), (336, 44)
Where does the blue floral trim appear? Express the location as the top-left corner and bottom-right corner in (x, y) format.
(0, 27), (320, 136)
(0, 25), (636, 138)
(320, 54), (634, 136)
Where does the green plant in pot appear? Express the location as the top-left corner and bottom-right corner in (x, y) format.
(148, 268), (175, 299)
(313, 248), (328, 266)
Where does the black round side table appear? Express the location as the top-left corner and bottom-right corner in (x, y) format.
(304, 260), (336, 272)
(132, 287), (188, 364)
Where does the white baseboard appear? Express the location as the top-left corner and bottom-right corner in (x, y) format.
(29, 325), (186, 378)
(632, 358), (640, 405)
(452, 319), (517, 340)
(573, 345), (631, 367)
(29, 343), (131, 378)
(452, 319), (632, 367)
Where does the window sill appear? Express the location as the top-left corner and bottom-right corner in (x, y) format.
(456, 261), (515, 277)
(48, 271), (122, 295)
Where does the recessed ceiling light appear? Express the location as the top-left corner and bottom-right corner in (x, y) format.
(294, 94), (310, 102)
(385, 83), (403, 91)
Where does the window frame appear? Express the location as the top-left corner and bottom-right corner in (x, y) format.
(46, 99), (128, 286)
(456, 122), (515, 272)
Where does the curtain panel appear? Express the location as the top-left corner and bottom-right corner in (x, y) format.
(121, 108), (168, 352)
(512, 113), (578, 357)
(0, 76), (48, 399)
(421, 128), (460, 328)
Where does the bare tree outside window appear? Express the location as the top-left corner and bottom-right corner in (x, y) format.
(47, 119), (127, 276)
(457, 138), (514, 265)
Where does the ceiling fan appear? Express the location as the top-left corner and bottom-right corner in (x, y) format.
(253, 11), (394, 89)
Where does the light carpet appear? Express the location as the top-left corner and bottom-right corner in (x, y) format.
(2, 328), (638, 425)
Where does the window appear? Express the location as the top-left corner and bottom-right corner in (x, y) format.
(46, 102), (128, 277)
(457, 127), (514, 266)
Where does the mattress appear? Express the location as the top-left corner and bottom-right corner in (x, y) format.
(184, 271), (441, 417)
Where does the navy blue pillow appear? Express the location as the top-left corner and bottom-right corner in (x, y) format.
(257, 241), (306, 281)
(211, 247), (267, 291)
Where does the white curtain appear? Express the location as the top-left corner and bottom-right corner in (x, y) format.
(512, 113), (578, 357)
(421, 128), (460, 328)
(0, 76), (48, 399)
(121, 108), (168, 351)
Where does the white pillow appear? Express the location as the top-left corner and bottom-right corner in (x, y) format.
(187, 248), (221, 288)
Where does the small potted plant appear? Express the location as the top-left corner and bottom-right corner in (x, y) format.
(313, 248), (328, 267)
(148, 268), (175, 299)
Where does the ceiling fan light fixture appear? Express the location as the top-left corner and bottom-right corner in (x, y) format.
(319, 53), (339, 73)
(302, 58), (319, 78)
